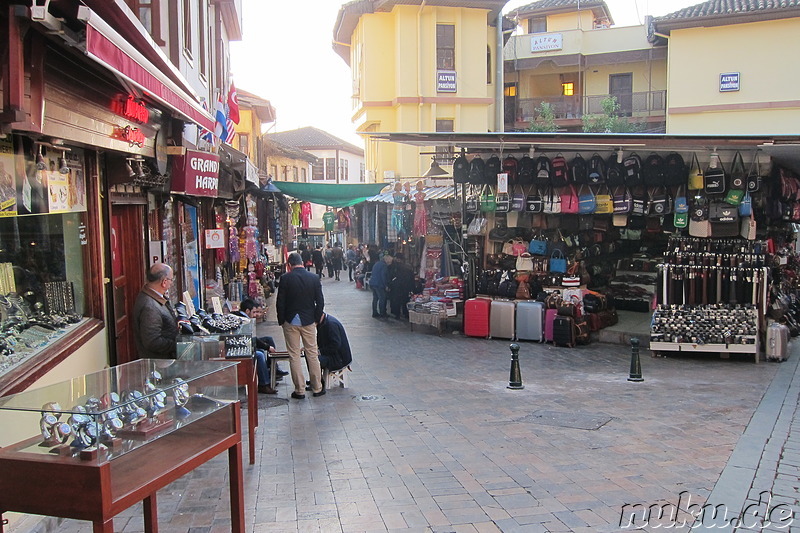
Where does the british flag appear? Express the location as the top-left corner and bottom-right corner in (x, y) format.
(199, 100), (213, 143)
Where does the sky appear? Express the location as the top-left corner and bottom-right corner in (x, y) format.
(230, 0), (701, 147)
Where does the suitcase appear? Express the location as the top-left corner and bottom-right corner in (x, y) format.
(553, 315), (576, 347)
(464, 298), (491, 338)
(516, 301), (544, 342)
(544, 309), (559, 343)
(766, 322), (790, 361)
(490, 300), (516, 340)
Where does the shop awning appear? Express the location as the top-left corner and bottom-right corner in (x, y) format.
(367, 185), (456, 203)
(78, 7), (214, 131)
(272, 181), (389, 208)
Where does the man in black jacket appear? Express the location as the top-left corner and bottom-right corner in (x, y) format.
(276, 252), (325, 399)
(132, 263), (177, 359)
(317, 313), (352, 372)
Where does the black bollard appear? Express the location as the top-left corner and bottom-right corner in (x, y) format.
(508, 343), (524, 390)
(628, 337), (644, 382)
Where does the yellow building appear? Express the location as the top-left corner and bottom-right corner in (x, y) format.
(505, 0), (667, 132)
(229, 88), (277, 169)
(333, 0), (509, 181)
(651, 1), (800, 135)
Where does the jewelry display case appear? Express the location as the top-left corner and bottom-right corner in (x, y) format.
(0, 359), (245, 533)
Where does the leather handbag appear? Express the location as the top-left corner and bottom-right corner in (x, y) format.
(528, 237), (547, 256)
(549, 250), (567, 273)
(516, 252), (534, 271)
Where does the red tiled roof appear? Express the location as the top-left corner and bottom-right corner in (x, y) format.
(267, 127), (364, 156)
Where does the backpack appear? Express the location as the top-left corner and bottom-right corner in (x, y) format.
(588, 153), (606, 184)
(484, 155), (502, 185)
(642, 153), (666, 186)
(468, 156), (485, 185)
(606, 153), (625, 187)
(623, 152), (643, 187)
(502, 155), (518, 186)
(518, 155), (535, 185)
(534, 155), (552, 188)
(550, 153), (569, 187)
(453, 153), (469, 184)
(570, 153), (588, 184)
(664, 152), (687, 186)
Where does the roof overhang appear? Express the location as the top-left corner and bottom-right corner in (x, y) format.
(508, 1), (614, 26)
(654, 6), (800, 35)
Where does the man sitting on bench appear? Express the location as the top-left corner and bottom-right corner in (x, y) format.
(235, 298), (288, 394)
(316, 313), (353, 381)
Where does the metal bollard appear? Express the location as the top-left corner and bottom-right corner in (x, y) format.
(627, 337), (644, 382)
(507, 343), (524, 390)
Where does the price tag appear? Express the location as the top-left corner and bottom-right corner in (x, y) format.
(182, 291), (196, 317)
(497, 173), (508, 194)
(211, 296), (223, 315)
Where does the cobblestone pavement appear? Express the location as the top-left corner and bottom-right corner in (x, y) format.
(39, 276), (800, 532)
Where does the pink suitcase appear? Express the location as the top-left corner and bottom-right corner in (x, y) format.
(544, 309), (559, 343)
(464, 298), (491, 338)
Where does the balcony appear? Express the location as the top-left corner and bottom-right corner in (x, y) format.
(510, 90), (666, 126)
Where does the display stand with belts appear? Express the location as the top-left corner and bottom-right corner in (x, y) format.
(650, 237), (768, 363)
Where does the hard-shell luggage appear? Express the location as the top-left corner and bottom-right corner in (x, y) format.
(766, 322), (790, 362)
(544, 309), (559, 343)
(553, 315), (576, 347)
(490, 300), (516, 340)
(464, 298), (491, 338)
(516, 301), (544, 342)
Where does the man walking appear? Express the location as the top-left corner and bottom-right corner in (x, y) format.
(370, 253), (392, 319)
(345, 244), (357, 282)
(276, 252), (326, 399)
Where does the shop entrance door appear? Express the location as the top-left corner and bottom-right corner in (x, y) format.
(110, 204), (146, 365)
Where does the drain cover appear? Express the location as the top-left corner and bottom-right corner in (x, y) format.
(517, 410), (612, 430)
(353, 394), (386, 402)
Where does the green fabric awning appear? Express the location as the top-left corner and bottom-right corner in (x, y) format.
(272, 181), (389, 208)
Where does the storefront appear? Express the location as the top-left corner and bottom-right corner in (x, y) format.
(368, 132), (800, 355)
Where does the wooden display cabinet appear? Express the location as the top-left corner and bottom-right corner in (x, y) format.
(0, 359), (244, 533)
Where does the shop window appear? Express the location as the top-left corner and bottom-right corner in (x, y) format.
(437, 24), (455, 70)
(528, 17), (546, 34)
(325, 158), (336, 181)
(0, 137), (95, 384)
(562, 82), (574, 96)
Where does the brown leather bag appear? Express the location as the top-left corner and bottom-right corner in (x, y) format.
(515, 280), (531, 300)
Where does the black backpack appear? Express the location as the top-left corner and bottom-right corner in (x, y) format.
(550, 153), (569, 187)
(588, 153), (606, 184)
(664, 152), (687, 186)
(468, 156), (485, 185)
(518, 155), (535, 185)
(570, 154), (588, 184)
(502, 155), (518, 186)
(484, 155), (502, 185)
(606, 153), (625, 187)
(642, 153), (666, 186)
(534, 155), (552, 188)
(623, 152), (643, 187)
(453, 153), (470, 184)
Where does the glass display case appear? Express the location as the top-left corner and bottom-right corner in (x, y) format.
(0, 359), (245, 533)
(177, 317), (255, 361)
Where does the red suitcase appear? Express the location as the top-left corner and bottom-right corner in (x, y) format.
(544, 309), (559, 343)
(464, 298), (491, 338)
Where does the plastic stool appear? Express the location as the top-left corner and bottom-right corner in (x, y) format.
(323, 366), (350, 389)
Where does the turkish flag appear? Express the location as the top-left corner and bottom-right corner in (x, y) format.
(227, 82), (240, 125)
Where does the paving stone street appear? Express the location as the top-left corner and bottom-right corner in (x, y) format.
(49, 277), (800, 533)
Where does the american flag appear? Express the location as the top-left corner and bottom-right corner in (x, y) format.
(225, 119), (235, 144)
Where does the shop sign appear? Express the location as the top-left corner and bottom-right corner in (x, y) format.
(531, 33), (563, 52)
(437, 70), (457, 93)
(114, 125), (146, 147)
(205, 229), (225, 249)
(112, 95), (150, 124)
(720, 72), (740, 92)
(171, 149), (220, 197)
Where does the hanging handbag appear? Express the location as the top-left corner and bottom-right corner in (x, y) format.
(709, 201), (739, 223)
(729, 151), (746, 190)
(480, 185), (496, 212)
(577, 184), (596, 214)
(674, 211), (688, 229)
(495, 192), (510, 213)
(525, 186), (543, 213)
(688, 153), (704, 190)
(511, 186), (525, 211)
(549, 250), (567, 273)
(515, 278), (531, 299)
(688, 196), (710, 237)
(724, 188), (744, 206)
(465, 185), (479, 213)
(612, 213), (628, 227)
(747, 152), (762, 193)
(543, 187), (561, 214)
(502, 239), (515, 255)
(674, 185), (689, 213)
(561, 185), (580, 214)
(516, 252), (534, 272)
(647, 186), (668, 216)
(528, 236), (547, 256)
(511, 238), (527, 256)
(739, 190), (752, 216)
(630, 186), (647, 216)
(704, 155), (726, 194)
(740, 215), (756, 240)
(612, 186), (632, 214)
(594, 185), (613, 214)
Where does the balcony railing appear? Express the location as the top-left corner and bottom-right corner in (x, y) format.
(512, 90), (666, 124)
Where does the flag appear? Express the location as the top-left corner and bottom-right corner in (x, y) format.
(199, 100), (213, 143)
(225, 119), (236, 144)
(214, 94), (228, 143)
(227, 82), (240, 124)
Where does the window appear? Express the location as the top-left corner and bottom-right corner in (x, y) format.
(301, 168), (307, 182)
(312, 161), (324, 180)
(339, 159), (348, 182)
(437, 24), (455, 70)
(325, 158), (336, 181)
(360, 163), (366, 182)
(504, 85), (517, 97)
(528, 17), (546, 34)
(238, 134), (249, 157)
(487, 46), (492, 84)
(435, 119), (454, 165)
(270, 165), (277, 179)
(123, 0), (163, 44)
(182, 0), (192, 58)
(197, 0), (206, 77)
(292, 167), (299, 182)
(282, 166), (289, 181)
(562, 82), (575, 96)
